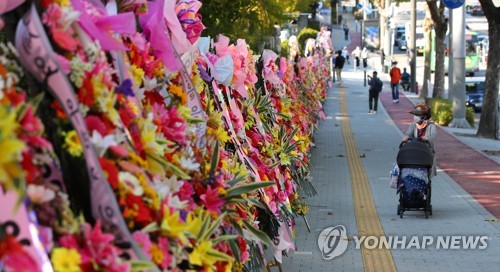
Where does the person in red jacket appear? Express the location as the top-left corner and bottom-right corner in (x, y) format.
(389, 61), (402, 103)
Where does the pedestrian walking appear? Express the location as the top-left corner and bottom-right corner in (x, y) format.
(344, 25), (349, 41)
(334, 50), (345, 84)
(367, 71), (383, 114)
(389, 61), (402, 103)
(352, 46), (361, 72)
(361, 47), (368, 69)
(342, 46), (350, 65)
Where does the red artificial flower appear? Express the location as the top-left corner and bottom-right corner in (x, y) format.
(85, 115), (107, 136)
(50, 100), (67, 120)
(3, 89), (26, 106)
(199, 185), (225, 214)
(78, 74), (95, 107)
(21, 151), (42, 184)
(99, 158), (119, 189)
(143, 91), (164, 106)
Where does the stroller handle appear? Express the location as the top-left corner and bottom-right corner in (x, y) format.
(399, 138), (430, 149)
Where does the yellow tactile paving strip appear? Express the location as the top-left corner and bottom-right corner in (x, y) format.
(339, 87), (397, 272)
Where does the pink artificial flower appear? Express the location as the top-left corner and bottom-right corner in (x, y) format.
(132, 231), (152, 258)
(52, 29), (79, 51)
(3, 252), (41, 272)
(214, 34), (231, 57)
(262, 50), (281, 85)
(158, 237), (172, 269)
(81, 221), (131, 272)
(19, 107), (42, 135)
(200, 185), (225, 214)
(109, 145), (129, 158)
(129, 32), (147, 51)
(42, 4), (63, 31)
(152, 104), (187, 145)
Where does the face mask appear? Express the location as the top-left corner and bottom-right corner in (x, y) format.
(414, 116), (421, 122)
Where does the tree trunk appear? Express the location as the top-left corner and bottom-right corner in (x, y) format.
(421, 8), (433, 98)
(433, 26), (446, 98)
(426, 1), (447, 99)
(477, 0), (500, 139)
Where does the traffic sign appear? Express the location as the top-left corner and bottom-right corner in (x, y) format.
(442, 0), (465, 9)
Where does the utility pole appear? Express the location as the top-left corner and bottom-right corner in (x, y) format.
(410, 0), (416, 93)
(448, 8), (453, 98)
(331, 0), (338, 26)
(449, 5), (470, 128)
(384, 0), (391, 72)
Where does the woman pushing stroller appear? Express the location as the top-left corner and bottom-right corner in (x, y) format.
(402, 103), (437, 176)
(396, 103), (437, 218)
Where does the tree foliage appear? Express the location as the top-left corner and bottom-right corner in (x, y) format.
(200, 0), (317, 52)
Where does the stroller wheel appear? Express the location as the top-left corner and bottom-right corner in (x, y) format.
(430, 205), (433, 215)
(397, 205), (400, 215)
(425, 211), (428, 219)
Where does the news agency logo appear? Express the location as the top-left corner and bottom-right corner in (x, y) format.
(317, 225), (349, 260)
(318, 225), (489, 260)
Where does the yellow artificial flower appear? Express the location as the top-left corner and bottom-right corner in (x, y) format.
(0, 138), (25, 185)
(131, 65), (145, 86)
(91, 73), (108, 97)
(168, 84), (187, 105)
(0, 105), (18, 138)
(63, 130), (83, 157)
(160, 207), (188, 244)
(96, 91), (120, 125)
(54, 0), (70, 6)
(149, 244), (165, 266)
(189, 240), (215, 267)
(51, 247), (82, 272)
(215, 126), (231, 143)
(184, 211), (203, 237)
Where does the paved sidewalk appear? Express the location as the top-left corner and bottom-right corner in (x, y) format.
(280, 66), (500, 271)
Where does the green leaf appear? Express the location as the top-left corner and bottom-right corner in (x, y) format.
(228, 238), (242, 262)
(228, 173), (247, 187)
(196, 213), (211, 241)
(30, 92), (45, 111)
(247, 197), (265, 209)
(130, 260), (158, 271)
(149, 154), (191, 180)
(225, 181), (275, 198)
(212, 234), (238, 244)
(242, 220), (273, 247)
(207, 248), (235, 262)
(209, 141), (220, 175)
(141, 222), (159, 233)
(202, 212), (227, 241)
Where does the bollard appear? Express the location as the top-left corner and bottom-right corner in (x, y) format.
(364, 69), (367, 86)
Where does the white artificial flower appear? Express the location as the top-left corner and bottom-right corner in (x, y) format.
(179, 156), (200, 171)
(91, 131), (116, 157)
(118, 172), (144, 196)
(152, 176), (183, 200)
(27, 184), (56, 204)
(166, 194), (188, 209)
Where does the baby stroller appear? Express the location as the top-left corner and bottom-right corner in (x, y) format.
(396, 140), (434, 218)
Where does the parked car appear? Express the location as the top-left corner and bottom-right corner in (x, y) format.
(471, 5), (484, 16)
(398, 36), (407, 50)
(465, 77), (485, 112)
